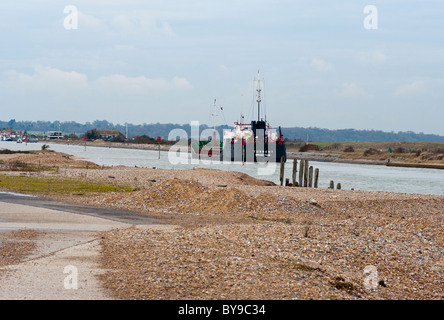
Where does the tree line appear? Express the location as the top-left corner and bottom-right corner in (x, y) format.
(1, 119), (443, 143)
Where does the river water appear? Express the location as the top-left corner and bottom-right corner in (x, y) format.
(1, 141), (442, 195)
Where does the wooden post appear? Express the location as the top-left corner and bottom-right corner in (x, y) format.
(308, 166), (313, 188)
(285, 178), (289, 186)
(292, 159), (297, 186)
(314, 168), (319, 188)
(329, 180), (334, 189)
(304, 160), (309, 187)
(336, 182), (341, 190)
(298, 159), (304, 187)
(242, 145), (245, 165)
(280, 156), (285, 186)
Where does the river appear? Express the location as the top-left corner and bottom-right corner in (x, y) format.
(1, 141), (442, 195)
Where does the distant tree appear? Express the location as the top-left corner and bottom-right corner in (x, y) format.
(111, 134), (125, 142)
(7, 119), (16, 128)
(1, 119), (444, 143)
(85, 129), (99, 140)
(299, 144), (320, 152)
(131, 134), (155, 144)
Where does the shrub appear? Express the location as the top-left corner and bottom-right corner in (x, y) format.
(299, 144), (320, 152)
(131, 135), (155, 144)
(85, 129), (99, 140)
(363, 148), (381, 156)
(111, 135), (126, 142)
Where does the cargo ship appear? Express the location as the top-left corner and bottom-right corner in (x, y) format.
(191, 72), (287, 163)
(221, 72), (287, 163)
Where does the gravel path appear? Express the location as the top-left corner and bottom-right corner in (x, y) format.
(0, 201), (134, 299)
(0, 238), (108, 299)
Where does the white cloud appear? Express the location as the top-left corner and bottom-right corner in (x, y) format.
(160, 21), (173, 36)
(112, 14), (137, 33)
(3, 66), (192, 96)
(78, 11), (104, 29)
(335, 82), (371, 98)
(311, 58), (333, 72)
(5, 65), (88, 94)
(358, 51), (388, 64)
(110, 11), (174, 36)
(393, 80), (426, 97)
(114, 44), (136, 50)
(171, 77), (193, 89)
(94, 74), (192, 93)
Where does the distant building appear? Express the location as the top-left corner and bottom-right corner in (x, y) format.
(1, 129), (23, 141)
(95, 129), (124, 141)
(46, 131), (63, 139)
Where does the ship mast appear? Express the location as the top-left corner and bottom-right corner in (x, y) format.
(212, 99), (217, 144)
(256, 70), (261, 121)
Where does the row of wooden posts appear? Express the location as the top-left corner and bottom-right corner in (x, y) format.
(280, 158), (319, 188)
(279, 157), (342, 189)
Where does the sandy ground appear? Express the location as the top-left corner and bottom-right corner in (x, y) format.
(0, 151), (443, 300)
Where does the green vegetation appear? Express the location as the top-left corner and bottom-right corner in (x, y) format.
(0, 174), (136, 196)
(3, 119), (443, 142)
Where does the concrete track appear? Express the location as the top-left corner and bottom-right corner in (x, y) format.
(0, 192), (161, 300)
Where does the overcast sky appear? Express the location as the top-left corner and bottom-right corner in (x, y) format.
(1, 1), (443, 135)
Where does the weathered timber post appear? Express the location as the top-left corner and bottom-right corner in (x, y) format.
(336, 182), (341, 190)
(308, 166), (313, 188)
(329, 180), (334, 189)
(285, 178), (290, 186)
(304, 160), (309, 187)
(280, 156), (285, 186)
(292, 159), (297, 186)
(298, 159), (304, 187)
(314, 168), (319, 188)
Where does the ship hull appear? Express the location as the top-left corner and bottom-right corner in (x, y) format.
(191, 140), (223, 159)
(191, 140), (286, 163)
(221, 141), (286, 163)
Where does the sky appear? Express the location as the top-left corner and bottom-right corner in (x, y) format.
(0, 0), (443, 135)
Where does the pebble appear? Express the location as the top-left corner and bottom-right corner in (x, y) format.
(85, 167), (444, 300)
(2, 152), (442, 300)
